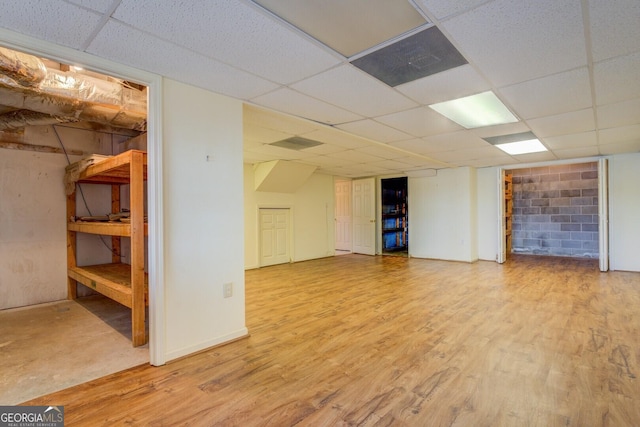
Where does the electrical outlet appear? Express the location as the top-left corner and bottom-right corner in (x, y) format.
(223, 282), (233, 298)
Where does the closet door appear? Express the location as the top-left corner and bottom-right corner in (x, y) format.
(260, 208), (290, 267)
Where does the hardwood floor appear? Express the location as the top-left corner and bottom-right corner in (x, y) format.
(24, 254), (640, 426)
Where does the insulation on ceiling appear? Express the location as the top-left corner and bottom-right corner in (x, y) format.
(0, 47), (147, 131)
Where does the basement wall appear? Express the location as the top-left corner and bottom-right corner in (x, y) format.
(0, 126), (119, 310)
(508, 162), (599, 258)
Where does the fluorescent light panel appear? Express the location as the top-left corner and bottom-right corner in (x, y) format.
(495, 139), (547, 155)
(428, 91), (519, 129)
(483, 131), (548, 155)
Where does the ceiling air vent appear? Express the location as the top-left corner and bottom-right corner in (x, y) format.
(351, 26), (467, 87)
(270, 136), (323, 150)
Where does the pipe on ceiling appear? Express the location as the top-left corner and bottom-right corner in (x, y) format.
(0, 47), (147, 131)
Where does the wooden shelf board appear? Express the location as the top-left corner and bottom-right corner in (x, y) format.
(68, 263), (148, 309)
(77, 150), (147, 185)
(68, 221), (148, 236)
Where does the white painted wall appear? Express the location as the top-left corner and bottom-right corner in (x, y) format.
(244, 165), (335, 269)
(608, 153), (640, 272)
(162, 79), (247, 360)
(0, 126), (116, 310)
(477, 167), (500, 261)
(408, 167), (478, 262)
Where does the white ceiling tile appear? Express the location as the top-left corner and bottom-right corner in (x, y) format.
(253, 0), (427, 57)
(542, 131), (598, 150)
(326, 150), (385, 163)
(243, 151), (283, 164)
(527, 109), (595, 138)
(499, 68), (592, 120)
(422, 130), (490, 153)
(354, 145), (407, 160)
(302, 144), (349, 155)
(512, 151), (558, 163)
(431, 146), (494, 162)
(244, 124), (293, 144)
(367, 159), (415, 170)
(250, 88), (362, 125)
(304, 156), (354, 167)
(470, 122), (531, 138)
(462, 156), (519, 168)
(297, 156), (342, 167)
(396, 64), (491, 105)
(597, 98), (640, 129)
(336, 119), (413, 143)
(443, 0), (586, 86)
(243, 139), (265, 150)
(291, 65), (418, 117)
(599, 124), (640, 145)
(112, 0), (341, 85)
(66, 0), (115, 13)
(594, 52), (640, 106)
(375, 107), (463, 138)
(87, 21), (278, 99)
(599, 140), (640, 155)
(394, 155), (443, 167)
(589, 0), (640, 62)
(303, 128), (371, 149)
(249, 143), (318, 160)
(0, 0), (102, 49)
(341, 162), (392, 175)
(552, 146), (601, 159)
(414, 0), (490, 21)
(244, 105), (321, 135)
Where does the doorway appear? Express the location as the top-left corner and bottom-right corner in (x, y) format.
(0, 38), (163, 403)
(500, 160), (607, 270)
(381, 177), (408, 256)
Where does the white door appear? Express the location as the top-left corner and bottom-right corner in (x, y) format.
(497, 168), (507, 264)
(352, 178), (376, 255)
(598, 159), (609, 272)
(335, 180), (352, 251)
(260, 208), (290, 267)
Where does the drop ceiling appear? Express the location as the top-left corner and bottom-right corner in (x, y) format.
(0, 0), (639, 178)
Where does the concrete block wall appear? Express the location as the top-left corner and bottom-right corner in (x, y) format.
(509, 162), (598, 258)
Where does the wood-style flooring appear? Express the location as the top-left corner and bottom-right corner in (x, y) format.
(24, 254), (640, 426)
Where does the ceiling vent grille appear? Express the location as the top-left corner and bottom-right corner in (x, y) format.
(270, 136), (323, 150)
(351, 26), (467, 87)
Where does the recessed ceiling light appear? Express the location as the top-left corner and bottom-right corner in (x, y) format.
(428, 91), (519, 129)
(494, 139), (548, 155)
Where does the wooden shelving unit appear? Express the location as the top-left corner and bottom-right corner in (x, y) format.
(381, 178), (408, 253)
(66, 150), (148, 347)
(505, 173), (513, 258)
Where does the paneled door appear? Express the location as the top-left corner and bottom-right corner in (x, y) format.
(260, 208), (290, 267)
(352, 178), (376, 255)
